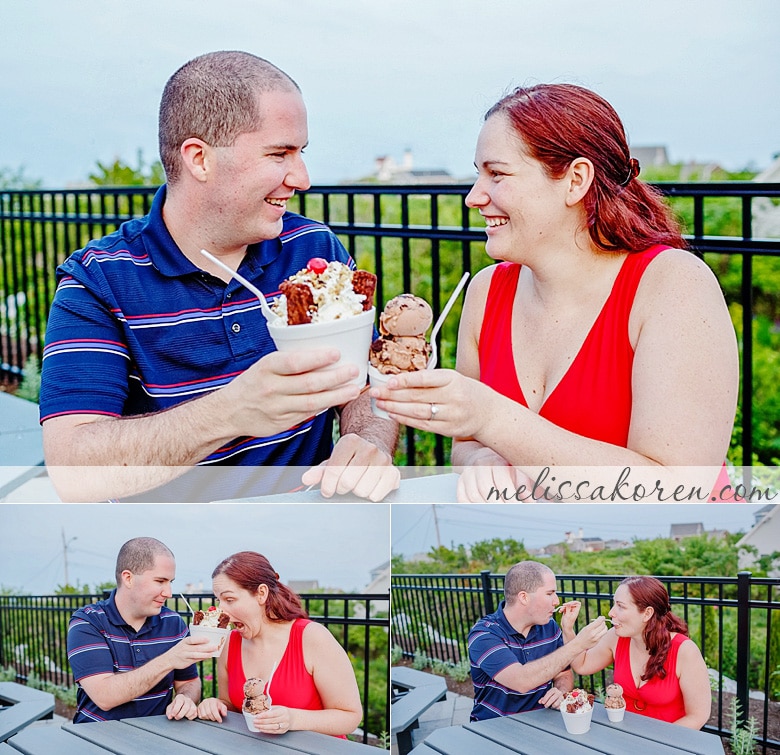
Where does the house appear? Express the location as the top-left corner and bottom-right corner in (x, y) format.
(563, 528), (605, 552)
(357, 149), (457, 184)
(630, 145), (670, 168)
(288, 579), (319, 593)
(670, 523), (704, 541)
(736, 505), (780, 576)
(353, 561), (390, 619)
(752, 154), (780, 238)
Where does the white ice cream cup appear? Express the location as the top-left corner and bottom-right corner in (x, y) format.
(367, 364), (393, 419)
(561, 706), (593, 734)
(243, 710), (259, 732)
(188, 625), (230, 658)
(267, 307), (374, 387)
(606, 706), (625, 722)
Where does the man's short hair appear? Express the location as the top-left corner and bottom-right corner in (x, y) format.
(158, 50), (300, 184)
(504, 561), (554, 605)
(115, 537), (174, 583)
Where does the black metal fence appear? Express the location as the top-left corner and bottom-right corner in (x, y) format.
(0, 591), (389, 743)
(392, 570), (780, 753)
(1, 183), (779, 467)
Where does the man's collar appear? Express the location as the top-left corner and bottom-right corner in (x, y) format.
(144, 185), (285, 279)
(498, 600), (544, 639)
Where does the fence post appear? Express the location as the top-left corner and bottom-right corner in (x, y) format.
(735, 570), (751, 727)
(480, 570), (494, 615)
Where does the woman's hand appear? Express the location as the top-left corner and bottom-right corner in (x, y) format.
(197, 697), (228, 722)
(251, 705), (294, 734)
(370, 368), (489, 439)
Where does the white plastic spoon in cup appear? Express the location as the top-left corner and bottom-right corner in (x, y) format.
(200, 249), (279, 323)
(426, 272), (470, 369)
(265, 660), (278, 708)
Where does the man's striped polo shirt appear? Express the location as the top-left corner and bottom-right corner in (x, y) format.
(66, 589), (197, 723)
(468, 601), (564, 720)
(40, 186), (353, 497)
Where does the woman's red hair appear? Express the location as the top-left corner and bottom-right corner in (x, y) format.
(486, 84), (686, 252)
(620, 575), (688, 681)
(212, 551), (307, 623)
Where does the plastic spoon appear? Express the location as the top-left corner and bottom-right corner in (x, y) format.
(426, 272), (470, 369)
(179, 593), (196, 618)
(200, 249), (278, 323)
(265, 660), (278, 708)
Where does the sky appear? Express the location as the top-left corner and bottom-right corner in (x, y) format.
(391, 503), (763, 559)
(0, 503), (389, 594)
(2, 0), (778, 188)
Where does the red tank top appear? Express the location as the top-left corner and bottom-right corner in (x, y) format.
(478, 246), (732, 498)
(226, 618), (324, 713)
(613, 633), (688, 723)
(479, 247), (669, 445)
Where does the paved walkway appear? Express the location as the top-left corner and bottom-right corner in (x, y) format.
(391, 690), (472, 755)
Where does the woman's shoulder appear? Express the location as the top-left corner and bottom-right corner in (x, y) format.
(637, 247), (721, 293)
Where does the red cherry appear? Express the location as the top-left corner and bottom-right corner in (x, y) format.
(307, 257), (328, 274)
(208, 606), (217, 612)
(572, 690), (579, 697)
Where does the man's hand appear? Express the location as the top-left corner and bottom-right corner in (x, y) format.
(538, 686), (566, 709)
(166, 693), (198, 720)
(165, 636), (218, 669)
(224, 350), (362, 439)
(301, 433), (400, 501)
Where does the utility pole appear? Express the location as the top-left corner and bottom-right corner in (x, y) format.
(62, 528), (77, 588)
(432, 504), (442, 549)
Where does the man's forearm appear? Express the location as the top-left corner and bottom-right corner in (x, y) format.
(339, 391), (398, 456)
(497, 641), (585, 694)
(173, 678), (202, 704)
(82, 653), (175, 711)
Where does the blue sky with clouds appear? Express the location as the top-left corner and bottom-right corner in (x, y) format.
(2, 0), (778, 187)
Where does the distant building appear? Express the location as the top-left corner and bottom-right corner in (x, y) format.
(630, 145), (670, 168)
(752, 155), (780, 238)
(563, 528), (605, 552)
(356, 149), (457, 184)
(288, 579), (319, 593)
(736, 505), (780, 576)
(670, 523), (704, 541)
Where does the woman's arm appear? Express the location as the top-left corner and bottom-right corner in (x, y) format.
(674, 639), (712, 729)
(560, 605), (616, 675)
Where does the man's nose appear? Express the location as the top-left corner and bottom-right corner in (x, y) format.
(287, 154), (311, 192)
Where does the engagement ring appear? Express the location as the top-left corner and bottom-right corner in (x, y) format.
(430, 403), (440, 420)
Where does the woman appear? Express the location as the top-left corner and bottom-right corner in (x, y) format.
(370, 84), (738, 502)
(559, 576), (711, 729)
(196, 551), (362, 737)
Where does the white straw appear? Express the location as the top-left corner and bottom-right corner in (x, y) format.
(200, 249), (278, 322)
(179, 593), (196, 617)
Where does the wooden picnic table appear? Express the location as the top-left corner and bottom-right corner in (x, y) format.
(409, 704), (725, 755)
(0, 683), (54, 744)
(4, 711), (375, 754)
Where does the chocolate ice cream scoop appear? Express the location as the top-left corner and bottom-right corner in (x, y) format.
(243, 677), (270, 714)
(379, 294), (433, 337)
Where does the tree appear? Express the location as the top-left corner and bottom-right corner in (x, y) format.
(0, 165), (41, 189)
(88, 150), (164, 186)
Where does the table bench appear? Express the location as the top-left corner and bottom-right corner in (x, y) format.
(0, 392), (44, 500)
(0, 683), (54, 744)
(391, 667), (448, 755)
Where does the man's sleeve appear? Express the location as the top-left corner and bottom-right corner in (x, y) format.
(39, 271), (131, 422)
(67, 613), (116, 682)
(468, 625), (519, 679)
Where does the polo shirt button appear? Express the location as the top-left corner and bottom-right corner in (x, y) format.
(231, 323), (241, 333)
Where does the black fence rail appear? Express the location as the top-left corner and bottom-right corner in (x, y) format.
(1, 183), (779, 467)
(391, 570), (780, 754)
(0, 591), (389, 743)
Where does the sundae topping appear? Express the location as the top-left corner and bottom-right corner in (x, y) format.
(562, 688), (595, 714)
(192, 606), (230, 629)
(272, 260), (376, 325)
(605, 683), (625, 709)
(243, 677), (270, 714)
(370, 294), (433, 374)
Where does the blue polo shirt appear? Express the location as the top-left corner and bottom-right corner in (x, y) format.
(40, 186), (352, 499)
(67, 589), (197, 723)
(468, 601), (564, 721)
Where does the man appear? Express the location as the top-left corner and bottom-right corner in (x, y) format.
(40, 51), (398, 502)
(67, 537), (214, 723)
(467, 560), (607, 720)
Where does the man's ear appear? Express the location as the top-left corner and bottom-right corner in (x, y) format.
(564, 156), (594, 206)
(179, 138), (210, 182)
(118, 569), (133, 589)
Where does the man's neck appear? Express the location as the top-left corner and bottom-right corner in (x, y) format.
(502, 603), (535, 637)
(113, 590), (147, 632)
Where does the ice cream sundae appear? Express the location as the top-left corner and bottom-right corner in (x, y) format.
(560, 688), (595, 734)
(192, 606), (230, 629)
(604, 683), (626, 722)
(272, 258), (376, 324)
(189, 606), (231, 657)
(242, 677), (270, 731)
(369, 293), (433, 374)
